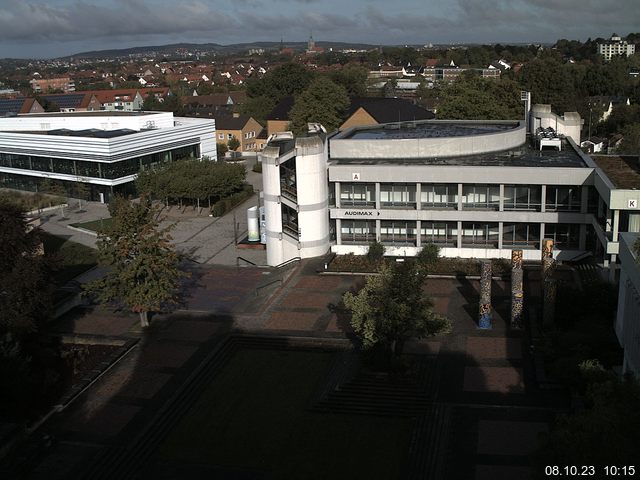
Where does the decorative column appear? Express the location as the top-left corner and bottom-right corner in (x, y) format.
(478, 260), (492, 329)
(511, 250), (524, 329)
(541, 238), (556, 327)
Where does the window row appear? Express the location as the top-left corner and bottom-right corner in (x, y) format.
(339, 220), (580, 249)
(0, 145), (198, 180)
(337, 183), (586, 212)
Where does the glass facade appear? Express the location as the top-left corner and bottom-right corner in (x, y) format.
(461, 185), (500, 210)
(502, 223), (540, 248)
(545, 224), (580, 250)
(340, 183), (375, 207)
(420, 222), (457, 246)
(380, 183), (416, 208)
(504, 185), (542, 211)
(461, 222), (499, 248)
(341, 220), (375, 244)
(545, 186), (580, 212)
(380, 220), (416, 245)
(0, 144), (198, 181)
(421, 183), (458, 209)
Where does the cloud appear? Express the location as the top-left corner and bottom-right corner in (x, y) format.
(0, 0), (238, 42)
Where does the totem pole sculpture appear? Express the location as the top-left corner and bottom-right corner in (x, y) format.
(478, 260), (492, 329)
(511, 249), (524, 329)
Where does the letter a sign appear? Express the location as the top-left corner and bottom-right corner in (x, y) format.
(352, 172), (360, 181)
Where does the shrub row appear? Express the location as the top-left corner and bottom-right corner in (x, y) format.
(211, 185), (255, 217)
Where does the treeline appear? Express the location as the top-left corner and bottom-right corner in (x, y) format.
(136, 159), (247, 209)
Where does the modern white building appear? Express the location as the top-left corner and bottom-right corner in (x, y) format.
(615, 233), (640, 377)
(259, 109), (640, 268)
(598, 35), (636, 61)
(0, 111), (216, 202)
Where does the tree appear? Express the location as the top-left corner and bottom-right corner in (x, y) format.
(245, 63), (314, 103)
(74, 179), (90, 211)
(217, 141), (228, 159)
(343, 262), (451, 363)
(289, 77), (350, 134)
(0, 199), (52, 337)
(416, 243), (440, 272)
(618, 123), (640, 154)
(533, 366), (640, 477)
(85, 197), (188, 327)
(366, 240), (385, 264)
(437, 75), (523, 120)
(328, 64), (369, 97)
(227, 135), (241, 152)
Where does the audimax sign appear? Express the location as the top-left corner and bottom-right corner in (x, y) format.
(344, 210), (380, 216)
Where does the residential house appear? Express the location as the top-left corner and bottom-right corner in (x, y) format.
(182, 92), (247, 117)
(29, 76), (75, 93)
(0, 98), (44, 116)
(598, 35), (636, 61)
(589, 96), (631, 123)
(37, 92), (101, 112)
(339, 97), (435, 131)
(215, 114), (264, 152)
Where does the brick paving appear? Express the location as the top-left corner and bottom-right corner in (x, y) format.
(11, 261), (568, 480)
(463, 366), (525, 393)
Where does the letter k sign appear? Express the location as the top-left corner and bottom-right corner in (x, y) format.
(629, 199), (638, 209)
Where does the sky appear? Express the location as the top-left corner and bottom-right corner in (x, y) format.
(0, 0), (638, 58)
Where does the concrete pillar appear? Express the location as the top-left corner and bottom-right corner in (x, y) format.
(543, 278), (557, 328)
(579, 224), (587, 251)
(542, 238), (555, 281)
(335, 182), (341, 208)
(375, 182), (381, 210)
(478, 260), (492, 329)
(376, 219), (381, 242)
(336, 218), (342, 245)
(511, 250), (524, 329)
(499, 184), (505, 212)
(458, 183), (463, 211)
(540, 185), (546, 213)
(416, 183), (421, 210)
(580, 185), (589, 214)
(416, 220), (422, 247)
(613, 209), (620, 241)
(457, 221), (463, 248)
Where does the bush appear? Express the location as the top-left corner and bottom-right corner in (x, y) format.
(416, 243), (440, 270)
(252, 162), (263, 173)
(366, 241), (385, 264)
(210, 184), (255, 217)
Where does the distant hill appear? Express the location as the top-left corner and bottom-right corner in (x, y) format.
(67, 41), (379, 59)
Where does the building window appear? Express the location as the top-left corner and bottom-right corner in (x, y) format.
(461, 222), (499, 248)
(282, 204), (298, 238)
(340, 183), (375, 207)
(545, 224), (579, 250)
(380, 220), (416, 246)
(421, 183), (457, 209)
(420, 222), (457, 246)
(504, 185), (541, 211)
(461, 184), (500, 210)
(502, 223), (540, 248)
(545, 186), (580, 212)
(380, 183), (416, 208)
(341, 220), (375, 244)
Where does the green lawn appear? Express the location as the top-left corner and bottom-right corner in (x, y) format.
(157, 348), (412, 480)
(41, 232), (98, 286)
(70, 217), (113, 233)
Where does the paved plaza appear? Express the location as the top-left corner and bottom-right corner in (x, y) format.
(6, 167), (568, 478)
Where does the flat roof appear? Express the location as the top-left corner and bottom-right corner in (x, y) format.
(342, 121), (518, 140)
(17, 111), (157, 118)
(592, 156), (640, 189)
(331, 137), (587, 168)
